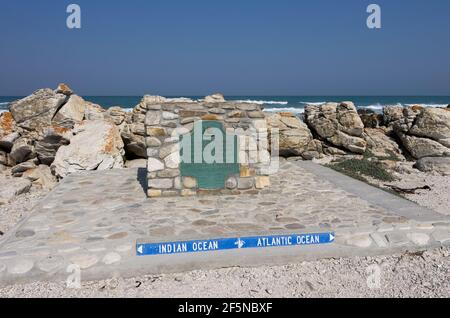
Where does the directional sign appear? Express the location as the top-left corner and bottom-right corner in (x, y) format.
(136, 232), (335, 256)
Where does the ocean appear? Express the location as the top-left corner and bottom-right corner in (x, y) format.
(1, 96), (449, 115)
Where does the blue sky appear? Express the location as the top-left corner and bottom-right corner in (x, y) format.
(0, 0), (449, 96)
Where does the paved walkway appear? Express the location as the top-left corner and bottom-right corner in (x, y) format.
(1, 160), (450, 286)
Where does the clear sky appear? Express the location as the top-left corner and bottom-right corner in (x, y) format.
(0, 0), (449, 96)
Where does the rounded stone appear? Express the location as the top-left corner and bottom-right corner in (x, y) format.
(285, 223), (306, 230)
(37, 255), (65, 273)
(407, 233), (430, 246)
(102, 252), (121, 265)
(183, 177), (197, 189)
(107, 232), (128, 240)
(15, 229), (36, 238)
(225, 177), (238, 189)
(7, 258), (35, 275)
(69, 254), (99, 269)
(116, 244), (132, 252)
(346, 235), (373, 248)
(145, 137), (161, 147)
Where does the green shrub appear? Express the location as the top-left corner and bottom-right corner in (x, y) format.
(327, 158), (395, 182)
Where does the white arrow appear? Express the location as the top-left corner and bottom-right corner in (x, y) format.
(235, 238), (245, 249)
(137, 245), (143, 254)
(329, 233), (335, 242)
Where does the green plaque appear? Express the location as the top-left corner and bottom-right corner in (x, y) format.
(180, 121), (239, 190)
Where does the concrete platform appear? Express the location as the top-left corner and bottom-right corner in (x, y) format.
(1, 160), (449, 286)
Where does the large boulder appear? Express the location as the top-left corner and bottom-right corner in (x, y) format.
(51, 120), (124, 178)
(386, 106), (450, 159)
(52, 94), (86, 128)
(409, 108), (450, 147)
(0, 175), (32, 205)
(305, 102), (367, 154)
(118, 98), (148, 158)
(9, 137), (35, 164)
(364, 128), (405, 160)
(266, 112), (318, 158)
(84, 101), (106, 121)
(204, 93), (226, 103)
(9, 88), (68, 132)
(0, 112), (19, 151)
(23, 165), (57, 190)
(415, 157), (450, 176)
(35, 125), (72, 165)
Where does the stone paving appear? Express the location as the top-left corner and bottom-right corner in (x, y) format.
(1, 160), (450, 286)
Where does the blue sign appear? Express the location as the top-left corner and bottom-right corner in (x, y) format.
(136, 232), (335, 256)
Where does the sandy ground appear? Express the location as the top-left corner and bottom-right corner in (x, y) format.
(0, 165), (449, 298)
(373, 163), (450, 216)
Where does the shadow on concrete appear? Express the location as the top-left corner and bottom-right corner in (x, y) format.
(137, 168), (148, 195)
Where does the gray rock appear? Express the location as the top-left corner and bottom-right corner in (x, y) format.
(415, 157), (450, 175)
(7, 258), (34, 274)
(10, 137), (35, 164)
(11, 161), (36, 177)
(9, 88), (68, 131)
(0, 176), (32, 204)
(52, 94), (86, 128)
(52, 120), (124, 178)
(305, 102), (367, 154)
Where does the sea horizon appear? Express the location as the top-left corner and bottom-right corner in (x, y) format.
(1, 95), (450, 114)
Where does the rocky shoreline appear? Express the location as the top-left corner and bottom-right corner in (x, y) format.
(0, 84), (449, 219)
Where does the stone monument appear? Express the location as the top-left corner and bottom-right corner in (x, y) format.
(144, 94), (275, 197)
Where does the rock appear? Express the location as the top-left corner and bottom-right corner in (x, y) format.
(0, 112), (18, 151)
(102, 252), (121, 265)
(0, 132), (20, 152)
(9, 88), (68, 131)
(23, 165), (57, 190)
(364, 128), (405, 160)
(204, 93), (226, 103)
(358, 109), (383, 128)
(84, 102), (106, 120)
(266, 113), (315, 158)
(383, 106), (404, 126)
(0, 151), (7, 166)
(119, 98), (150, 158)
(415, 157), (450, 175)
(386, 106), (450, 159)
(51, 120), (124, 178)
(0, 175), (32, 204)
(52, 94), (86, 128)
(397, 132), (449, 159)
(409, 108), (450, 147)
(55, 83), (73, 96)
(147, 158), (164, 172)
(35, 125), (72, 165)
(106, 107), (127, 126)
(9, 137), (35, 164)
(305, 102), (367, 154)
(407, 233), (430, 246)
(11, 160), (36, 177)
(124, 159), (147, 168)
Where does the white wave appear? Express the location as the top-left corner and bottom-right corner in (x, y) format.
(299, 101), (326, 106)
(404, 103), (448, 108)
(233, 99), (288, 105)
(360, 104), (384, 110)
(123, 108), (134, 112)
(0, 109), (7, 114)
(264, 107), (305, 114)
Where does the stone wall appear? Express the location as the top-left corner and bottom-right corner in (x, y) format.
(144, 95), (273, 197)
